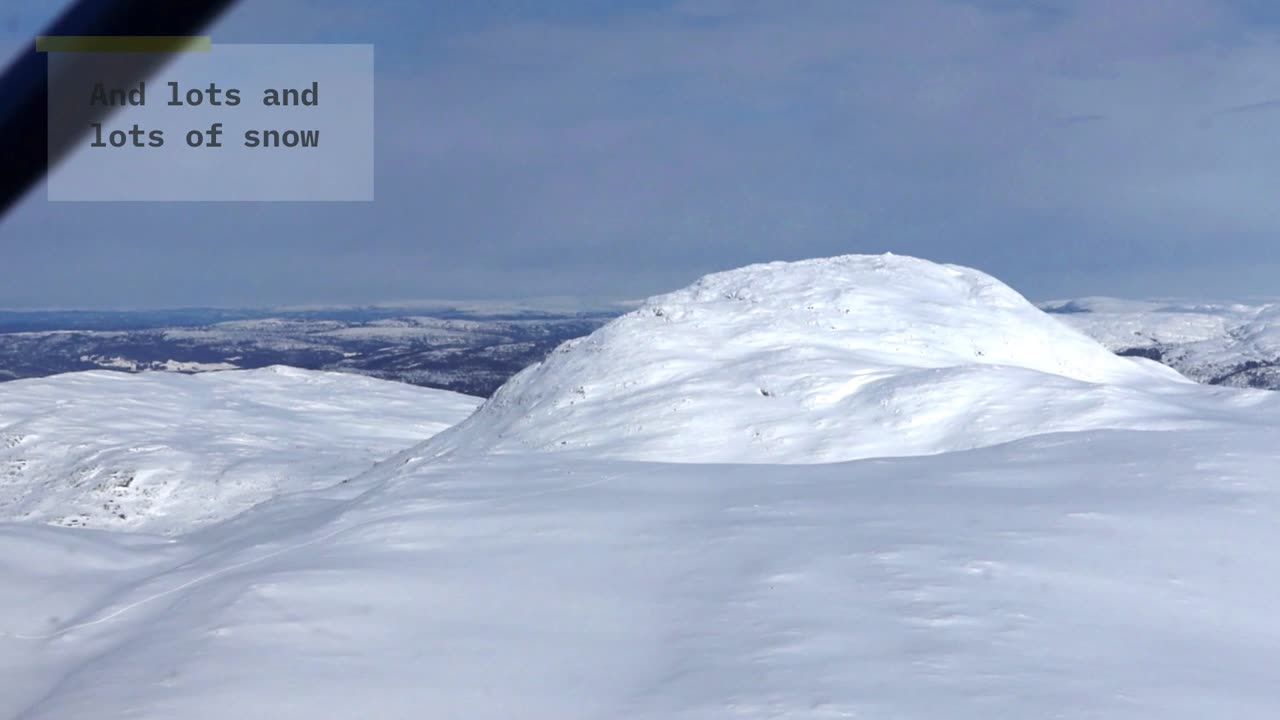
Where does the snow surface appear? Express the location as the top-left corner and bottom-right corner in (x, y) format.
(422, 254), (1246, 463)
(5, 428), (1280, 719)
(4, 255), (1280, 719)
(0, 367), (479, 533)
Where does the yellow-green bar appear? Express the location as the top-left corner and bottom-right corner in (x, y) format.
(36, 36), (211, 53)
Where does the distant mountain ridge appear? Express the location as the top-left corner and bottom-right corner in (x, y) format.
(1043, 297), (1280, 389)
(5, 295), (1278, 398)
(0, 307), (615, 396)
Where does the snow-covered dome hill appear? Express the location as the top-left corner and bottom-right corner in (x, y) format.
(418, 254), (1259, 464)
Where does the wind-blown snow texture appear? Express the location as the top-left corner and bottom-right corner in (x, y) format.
(3, 255), (1280, 719)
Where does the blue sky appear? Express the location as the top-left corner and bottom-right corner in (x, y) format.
(2, 0), (1280, 308)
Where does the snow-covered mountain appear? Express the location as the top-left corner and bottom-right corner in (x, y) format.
(423, 254), (1246, 463)
(0, 367), (479, 534)
(1045, 297), (1280, 389)
(4, 255), (1280, 719)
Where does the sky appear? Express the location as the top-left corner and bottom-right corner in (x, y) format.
(2, 0), (1280, 308)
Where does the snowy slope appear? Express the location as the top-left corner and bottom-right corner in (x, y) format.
(0, 367), (479, 534)
(5, 428), (1280, 719)
(1047, 297), (1280, 388)
(5, 255), (1280, 719)
(421, 254), (1241, 464)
